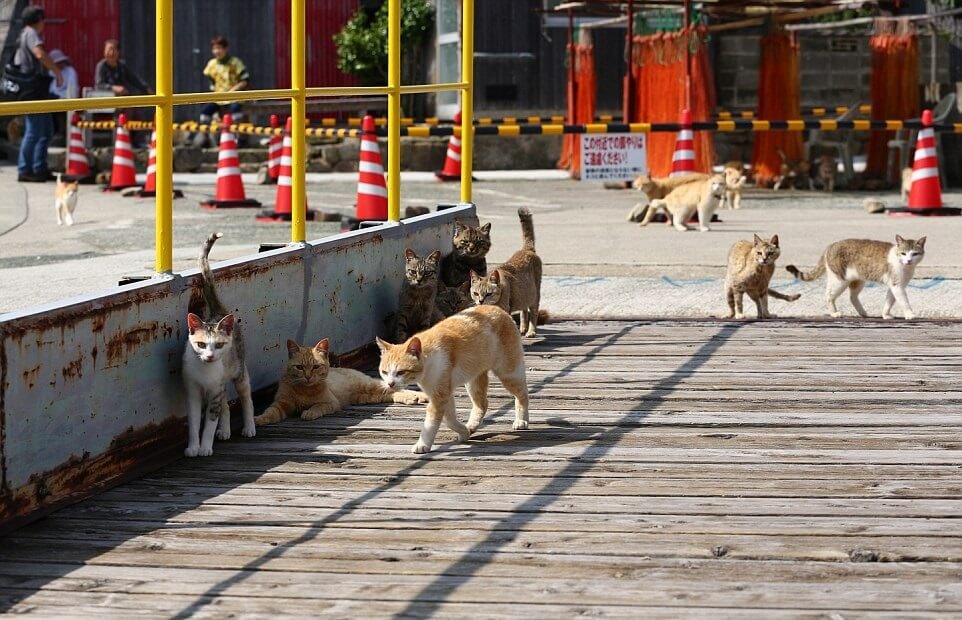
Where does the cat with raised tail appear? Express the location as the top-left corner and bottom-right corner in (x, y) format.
(470, 207), (543, 337)
(376, 304), (530, 454)
(182, 233), (256, 457)
(254, 338), (428, 425)
(786, 235), (926, 320)
(725, 234), (800, 319)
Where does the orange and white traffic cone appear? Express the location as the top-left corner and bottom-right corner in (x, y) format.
(66, 114), (94, 183)
(200, 114), (261, 209)
(137, 124), (183, 198)
(102, 113), (140, 192)
(256, 117), (316, 222)
(669, 108), (696, 178)
(889, 109), (961, 216)
(355, 115), (388, 220)
(435, 111), (464, 181)
(267, 114), (282, 183)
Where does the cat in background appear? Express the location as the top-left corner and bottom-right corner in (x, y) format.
(815, 155), (837, 192)
(469, 208), (543, 337)
(182, 233), (256, 457)
(435, 280), (472, 317)
(377, 304), (529, 454)
(772, 149), (813, 191)
(254, 338), (428, 425)
(395, 248), (444, 343)
(626, 172), (709, 222)
(725, 234), (800, 319)
(441, 220), (491, 287)
(54, 174), (79, 226)
(640, 173), (726, 232)
(901, 167), (913, 203)
(786, 235), (926, 320)
(722, 162), (747, 210)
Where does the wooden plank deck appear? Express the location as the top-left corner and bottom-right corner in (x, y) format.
(2, 319), (962, 618)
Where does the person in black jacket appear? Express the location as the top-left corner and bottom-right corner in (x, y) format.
(16, 5), (63, 183)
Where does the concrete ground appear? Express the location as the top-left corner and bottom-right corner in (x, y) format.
(1, 160), (961, 318)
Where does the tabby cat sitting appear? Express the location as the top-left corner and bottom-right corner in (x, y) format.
(395, 248), (444, 343)
(441, 220), (491, 287)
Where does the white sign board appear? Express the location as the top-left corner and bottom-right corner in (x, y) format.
(580, 133), (647, 181)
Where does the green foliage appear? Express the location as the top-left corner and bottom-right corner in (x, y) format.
(334, 0), (435, 85)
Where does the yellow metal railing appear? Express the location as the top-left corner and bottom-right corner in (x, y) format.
(0, 0), (475, 273)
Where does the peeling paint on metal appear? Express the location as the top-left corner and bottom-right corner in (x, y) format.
(105, 322), (159, 367)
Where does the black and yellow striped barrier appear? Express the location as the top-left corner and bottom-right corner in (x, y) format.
(716, 104), (872, 120)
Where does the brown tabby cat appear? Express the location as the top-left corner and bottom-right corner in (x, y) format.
(435, 281), (472, 317)
(254, 338), (428, 425)
(725, 234), (801, 319)
(470, 208), (542, 337)
(395, 248), (444, 342)
(441, 220), (491, 287)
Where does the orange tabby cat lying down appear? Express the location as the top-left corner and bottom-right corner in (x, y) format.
(255, 338), (428, 425)
(377, 304), (530, 454)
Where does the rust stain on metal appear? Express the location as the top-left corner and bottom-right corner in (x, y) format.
(105, 322), (160, 366)
(0, 416), (184, 534)
(21, 365), (41, 389)
(61, 355), (84, 383)
(91, 315), (106, 333)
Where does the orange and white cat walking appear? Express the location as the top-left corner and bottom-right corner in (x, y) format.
(377, 304), (530, 454)
(54, 173), (79, 226)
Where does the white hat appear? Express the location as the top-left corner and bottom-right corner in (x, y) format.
(48, 49), (70, 64)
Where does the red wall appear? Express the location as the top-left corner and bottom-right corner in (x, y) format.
(274, 0), (358, 89)
(41, 0), (121, 91)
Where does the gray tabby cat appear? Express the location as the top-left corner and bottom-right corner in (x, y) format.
(395, 248), (444, 342)
(441, 220), (491, 287)
(470, 208), (543, 337)
(182, 233), (256, 457)
(435, 280), (472, 317)
(786, 235), (926, 320)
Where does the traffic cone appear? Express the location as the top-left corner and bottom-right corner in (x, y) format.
(65, 114), (94, 183)
(137, 125), (184, 198)
(435, 111), (464, 181)
(888, 109), (961, 216)
(102, 113), (140, 192)
(256, 117), (316, 222)
(669, 108), (697, 178)
(267, 114), (282, 183)
(200, 114), (262, 209)
(355, 115), (388, 220)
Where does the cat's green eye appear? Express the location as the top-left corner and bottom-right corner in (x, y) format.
(214, 343), (225, 350)
(196, 342), (207, 349)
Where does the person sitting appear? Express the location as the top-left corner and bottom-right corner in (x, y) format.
(48, 49), (79, 142)
(95, 39), (150, 96)
(195, 35), (250, 147)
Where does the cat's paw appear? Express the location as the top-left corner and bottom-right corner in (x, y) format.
(301, 409), (323, 421)
(513, 419), (529, 431)
(184, 445), (201, 458)
(699, 226), (710, 232)
(882, 314), (894, 320)
(254, 413), (273, 426)
(764, 313), (778, 319)
(524, 329), (537, 338)
(215, 429), (231, 441)
(412, 441), (432, 454)
(904, 311), (916, 320)
(241, 425), (256, 438)
(397, 391), (429, 405)
(830, 311), (842, 318)
(197, 445), (214, 457)
(734, 313), (745, 320)
(466, 422), (480, 434)
(457, 429), (472, 442)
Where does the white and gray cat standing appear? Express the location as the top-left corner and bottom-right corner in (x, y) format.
(182, 233), (256, 456)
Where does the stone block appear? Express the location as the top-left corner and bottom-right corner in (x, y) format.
(307, 158), (333, 173)
(173, 146), (203, 172)
(337, 139), (361, 163)
(321, 145), (341, 165)
(334, 159), (357, 173)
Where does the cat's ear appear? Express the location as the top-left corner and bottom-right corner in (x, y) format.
(453, 220), (465, 234)
(917, 236), (927, 249)
(286, 339), (299, 358)
(490, 270), (500, 284)
(404, 248), (416, 260)
(479, 222), (492, 235)
(406, 337), (422, 359)
(469, 270), (480, 281)
(770, 234), (779, 247)
(753, 234), (763, 245)
(895, 234), (905, 245)
(187, 313), (203, 335)
(428, 250), (441, 263)
(375, 336), (391, 353)
(217, 314), (235, 336)
(314, 338), (330, 354)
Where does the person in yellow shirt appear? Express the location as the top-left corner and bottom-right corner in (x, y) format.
(195, 36), (249, 146)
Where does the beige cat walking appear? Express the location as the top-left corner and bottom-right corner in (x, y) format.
(640, 173), (726, 232)
(786, 235), (926, 320)
(377, 304), (530, 454)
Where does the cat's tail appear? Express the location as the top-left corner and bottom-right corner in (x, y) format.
(537, 309), (550, 325)
(786, 255), (826, 282)
(518, 207), (536, 252)
(767, 289), (801, 302)
(200, 232), (230, 316)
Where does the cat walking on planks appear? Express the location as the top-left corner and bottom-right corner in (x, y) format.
(182, 233), (256, 457)
(254, 338), (428, 425)
(725, 234), (800, 319)
(786, 235), (926, 320)
(469, 207), (543, 337)
(376, 305), (530, 454)
(54, 173), (79, 226)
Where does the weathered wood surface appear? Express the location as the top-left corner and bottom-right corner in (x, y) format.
(1, 319), (961, 617)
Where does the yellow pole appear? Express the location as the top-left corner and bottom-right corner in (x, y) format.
(290, 0), (307, 242)
(387, 0), (401, 222)
(460, 0), (474, 203)
(154, 0), (173, 273)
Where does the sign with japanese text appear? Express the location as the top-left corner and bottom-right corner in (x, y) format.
(580, 134), (647, 181)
